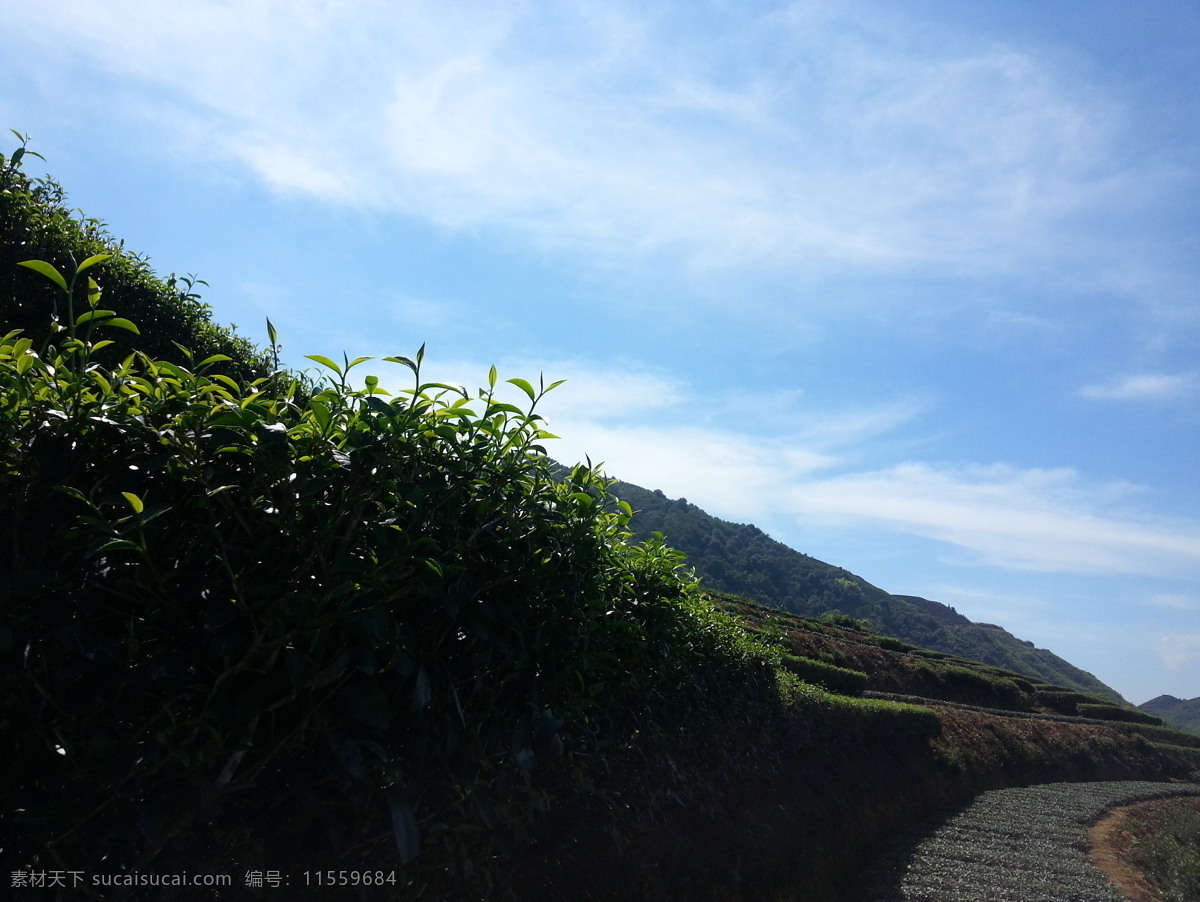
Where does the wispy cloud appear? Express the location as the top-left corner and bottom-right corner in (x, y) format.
(434, 354), (1200, 583)
(1079, 372), (1198, 401)
(1146, 593), (1200, 612)
(784, 463), (1200, 577)
(10, 0), (1192, 313)
(1156, 634), (1200, 675)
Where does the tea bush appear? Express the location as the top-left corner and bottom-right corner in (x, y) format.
(0, 250), (776, 891)
(0, 132), (269, 376)
(899, 660), (1027, 710)
(780, 679), (942, 744)
(1034, 689), (1106, 715)
(779, 654), (869, 697)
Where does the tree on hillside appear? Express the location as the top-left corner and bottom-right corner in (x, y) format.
(0, 132), (270, 376)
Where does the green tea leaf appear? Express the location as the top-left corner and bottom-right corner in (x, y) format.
(485, 401), (525, 417)
(309, 398), (332, 432)
(76, 253), (112, 274)
(75, 309), (116, 325)
(305, 354), (343, 375)
(121, 492), (144, 515)
(507, 377), (536, 402)
(103, 318), (140, 334)
(93, 538), (142, 554)
(18, 260), (68, 293)
(364, 396), (395, 417)
(384, 355), (418, 373)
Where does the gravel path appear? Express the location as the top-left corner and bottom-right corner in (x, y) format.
(850, 780), (1200, 902)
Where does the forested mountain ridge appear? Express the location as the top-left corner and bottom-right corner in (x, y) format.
(611, 480), (1125, 703)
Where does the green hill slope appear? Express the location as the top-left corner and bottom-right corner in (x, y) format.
(611, 480), (1124, 703)
(1140, 695), (1200, 737)
(513, 596), (1200, 901)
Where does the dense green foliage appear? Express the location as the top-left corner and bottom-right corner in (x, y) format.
(612, 481), (1123, 702)
(0, 249), (777, 891)
(0, 133), (269, 377)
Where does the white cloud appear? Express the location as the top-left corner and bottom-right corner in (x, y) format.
(449, 358), (1200, 583)
(783, 463), (1200, 577)
(1147, 593), (1200, 612)
(1079, 372), (1198, 401)
(1156, 634), (1200, 674)
(397, 353), (1200, 583)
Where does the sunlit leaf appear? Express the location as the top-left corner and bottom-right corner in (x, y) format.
(121, 492), (144, 515)
(18, 260), (68, 293)
(75, 309), (116, 325)
(309, 398), (331, 432)
(507, 377), (536, 402)
(76, 253), (112, 273)
(103, 318), (140, 334)
(485, 401), (525, 417)
(305, 354), (342, 375)
(384, 355), (418, 373)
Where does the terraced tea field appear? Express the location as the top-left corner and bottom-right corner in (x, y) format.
(851, 781), (1200, 901)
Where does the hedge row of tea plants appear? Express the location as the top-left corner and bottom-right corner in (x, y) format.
(1076, 703), (1163, 726)
(0, 145), (780, 891)
(778, 654), (869, 697)
(780, 679), (942, 745)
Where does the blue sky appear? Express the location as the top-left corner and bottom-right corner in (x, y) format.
(3, 0), (1197, 705)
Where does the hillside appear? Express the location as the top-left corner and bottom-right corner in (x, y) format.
(612, 480), (1125, 703)
(1140, 695), (1200, 737)
(512, 596), (1200, 900)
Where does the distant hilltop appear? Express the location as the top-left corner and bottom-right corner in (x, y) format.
(1139, 695), (1200, 737)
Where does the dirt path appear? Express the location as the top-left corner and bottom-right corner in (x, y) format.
(1087, 795), (1200, 902)
(847, 781), (1200, 901)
